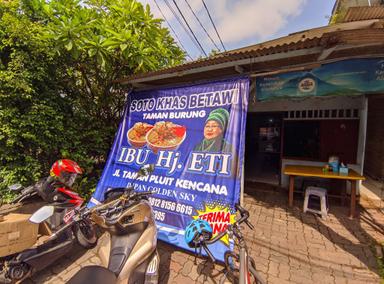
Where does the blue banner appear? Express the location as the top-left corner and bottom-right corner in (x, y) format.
(89, 77), (249, 261)
(256, 58), (384, 101)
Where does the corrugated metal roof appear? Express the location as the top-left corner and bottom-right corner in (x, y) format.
(344, 6), (384, 22)
(119, 19), (383, 85)
(120, 37), (321, 83)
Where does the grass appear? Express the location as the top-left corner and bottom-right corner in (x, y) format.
(371, 243), (384, 283)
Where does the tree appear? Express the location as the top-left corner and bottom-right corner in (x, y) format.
(0, 0), (184, 199)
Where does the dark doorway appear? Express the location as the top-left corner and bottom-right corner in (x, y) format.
(245, 112), (283, 185)
(365, 95), (384, 180)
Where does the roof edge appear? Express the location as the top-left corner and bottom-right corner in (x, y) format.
(117, 19), (383, 85)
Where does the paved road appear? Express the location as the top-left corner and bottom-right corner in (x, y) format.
(25, 188), (383, 283)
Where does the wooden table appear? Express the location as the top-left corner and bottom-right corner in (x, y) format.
(283, 165), (365, 218)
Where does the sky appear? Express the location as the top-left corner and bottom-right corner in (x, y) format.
(140, 0), (336, 60)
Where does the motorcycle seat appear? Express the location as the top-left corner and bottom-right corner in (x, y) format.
(67, 265), (117, 284)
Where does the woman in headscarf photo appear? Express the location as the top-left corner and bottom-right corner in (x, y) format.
(194, 108), (232, 153)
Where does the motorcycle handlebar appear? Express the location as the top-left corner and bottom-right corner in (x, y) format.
(235, 204), (254, 230)
(133, 191), (153, 198)
(235, 204), (248, 221)
(113, 187), (133, 192)
(235, 203), (246, 215)
(93, 191), (152, 219)
(11, 186), (36, 204)
(205, 230), (227, 245)
(201, 204), (253, 246)
(50, 206), (91, 239)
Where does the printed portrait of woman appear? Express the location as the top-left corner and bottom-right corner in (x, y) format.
(194, 108), (232, 153)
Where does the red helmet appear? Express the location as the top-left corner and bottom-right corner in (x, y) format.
(50, 159), (83, 188)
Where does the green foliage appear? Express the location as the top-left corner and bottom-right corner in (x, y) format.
(329, 8), (347, 25)
(371, 243), (384, 282)
(209, 49), (220, 57)
(0, 0), (184, 199)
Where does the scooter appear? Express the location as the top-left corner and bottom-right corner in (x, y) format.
(0, 180), (98, 283)
(68, 164), (160, 284)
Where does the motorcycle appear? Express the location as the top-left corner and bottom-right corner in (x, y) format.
(0, 180), (98, 283)
(68, 164), (160, 284)
(0, 179), (73, 215)
(0, 183), (42, 215)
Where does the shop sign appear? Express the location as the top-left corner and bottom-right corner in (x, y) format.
(89, 77), (249, 260)
(256, 58), (384, 101)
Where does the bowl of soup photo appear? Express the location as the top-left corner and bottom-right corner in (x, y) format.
(127, 122), (153, 148)
(146, 121), (186, 153)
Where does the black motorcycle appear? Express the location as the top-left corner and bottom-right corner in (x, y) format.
(0, 180), (97, 283)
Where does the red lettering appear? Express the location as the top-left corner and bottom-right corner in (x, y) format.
(199, 212), (231, 234)
(212, 223), (228, 234)
(216, 211), (225, 222)
(211, 212), (216, 222)
(212, 223), (223, 234)
(224, 212), (230, 223)
(207, 212), (213, 222)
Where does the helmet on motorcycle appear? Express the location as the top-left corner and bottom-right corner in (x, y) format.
(50, 159), (82, 188)
(184, 219), (212, 248)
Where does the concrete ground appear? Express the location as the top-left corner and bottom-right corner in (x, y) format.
(360, 177), (384, 209)
(23, 184), (384, 283)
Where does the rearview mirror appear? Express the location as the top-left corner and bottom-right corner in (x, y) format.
(137, 164), (155, 178)
(29, 206), (55, 224)
(8, 184), (22, 191)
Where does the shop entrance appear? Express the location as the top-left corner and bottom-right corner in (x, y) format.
(245, 112), (283, 185)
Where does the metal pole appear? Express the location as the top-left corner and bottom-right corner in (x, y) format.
(240, 163), (244, 206)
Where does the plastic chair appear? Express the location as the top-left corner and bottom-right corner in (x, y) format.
(303, 186), (329, 220)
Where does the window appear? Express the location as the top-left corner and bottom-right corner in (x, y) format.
(283, 119), (359, 163)
(283, 121), (320, 159)
(284, 108), (359, 120)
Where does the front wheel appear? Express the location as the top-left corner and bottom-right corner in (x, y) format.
(0, 262), (31, 284)
(249, 256), (266, 284)
(224, 252), (266, 284)
(224, 251), (240, 282)
(74, 220), (98, 249)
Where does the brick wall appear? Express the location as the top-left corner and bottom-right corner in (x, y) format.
(364, 95), (384, 179)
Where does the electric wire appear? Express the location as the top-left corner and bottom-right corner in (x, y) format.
(152, 0), (193, 60)
(153, 0), (189, 53)
(171, 0), (208, 57)
(163, 0), (205, 57)
(201, 0), (226, 51)
(183, 0), (221, 52)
